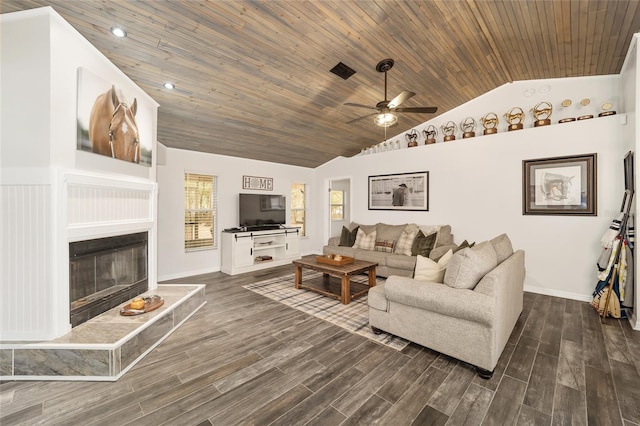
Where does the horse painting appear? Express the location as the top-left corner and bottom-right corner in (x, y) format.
(89, 85), (140, 163)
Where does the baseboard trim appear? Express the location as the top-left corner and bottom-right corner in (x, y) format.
(524, 284), (592, 302)
(158, 266), (221, 282)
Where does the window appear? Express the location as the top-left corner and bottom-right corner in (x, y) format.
(184, 173), (217, 251)
(330, 190), (345, 220)
(291, 183), (306, 236)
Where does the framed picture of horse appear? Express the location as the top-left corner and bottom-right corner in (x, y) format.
(76, 67), (152, 166)
(522, 153), (597, 215)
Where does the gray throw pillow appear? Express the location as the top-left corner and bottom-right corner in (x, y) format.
(339, 226), (359, 247)
(490, 233), (513, 263)
(411, 230), (437, 257)
(444, 241), (498, 289)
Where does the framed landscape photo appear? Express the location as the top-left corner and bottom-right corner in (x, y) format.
(368, 171), (429, 211)
(522, 153), (597, 215)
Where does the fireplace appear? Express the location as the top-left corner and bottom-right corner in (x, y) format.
(69, 232), (148, 327)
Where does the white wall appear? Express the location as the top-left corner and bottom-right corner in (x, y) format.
(156, 148), (315, 281)
(315, 76), (630, 303)
(1, 8), (159, 340)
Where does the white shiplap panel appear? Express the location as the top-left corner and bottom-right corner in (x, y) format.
(67, 185), (152, 226)
(1, 185), (52, 340)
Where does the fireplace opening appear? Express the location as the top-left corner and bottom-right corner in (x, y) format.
(69, 232), (148, 327)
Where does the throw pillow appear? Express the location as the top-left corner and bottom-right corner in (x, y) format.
(490, 233), (514, 263)
(453, 240), (475, 253)
(339, 225), (359, 247)
(414, 249), (454, 283)
(394, 224), (419, 256)
(376, 223), (407, 242)
(444, 241), (498, 290)
(353, 228), (376, 250)
(374, 239), (396, 253)
(411, 230), (437, 257)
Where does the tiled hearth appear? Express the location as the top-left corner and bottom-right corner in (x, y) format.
(0, 284), (205, 381)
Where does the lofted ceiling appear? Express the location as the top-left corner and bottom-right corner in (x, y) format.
(3, 1), (640, 168)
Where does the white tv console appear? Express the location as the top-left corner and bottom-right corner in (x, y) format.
(221, 227), (300, 275)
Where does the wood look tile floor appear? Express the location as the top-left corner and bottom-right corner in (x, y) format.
(2, 265), (640, 426)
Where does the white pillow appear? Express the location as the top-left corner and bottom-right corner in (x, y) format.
(352, 228), (376, 250)
(413, 249), (453, 283)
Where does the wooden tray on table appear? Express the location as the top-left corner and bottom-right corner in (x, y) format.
(120, 295), (164, 316)
(316, 255), (354, 266)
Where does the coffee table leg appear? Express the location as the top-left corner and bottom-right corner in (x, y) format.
(368, 267), (376, 288)
(341, 276), (350, 304)
(295, 264), (302, 289)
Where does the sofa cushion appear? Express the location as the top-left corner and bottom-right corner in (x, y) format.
(414, 249), (453, 282)
(353, 248), (387, 265)
(374, 239), (396, 253)
(395, 224), (419, 256)
(444, 241), (498, 289)
(323, 245), (355, 258)
(376, 223), (407, 242)
(490, 233), (513, 264)
(453, 240), (475, 253)
(339, 226), (359, 247)
(412, 231), (437, 257)
(386, 253), (417, 270)
(353, 228), (376, 250)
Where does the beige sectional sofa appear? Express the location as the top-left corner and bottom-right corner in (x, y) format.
(323, 223), (457, 278)
(368, 234), (525, 378)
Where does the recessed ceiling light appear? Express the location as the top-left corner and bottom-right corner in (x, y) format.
(110, 26), (127, 38)
(163, 82), (175, 90)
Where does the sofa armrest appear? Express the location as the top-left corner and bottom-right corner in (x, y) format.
(474, 250), (525, 348)
(384, 276), (494, 326)
(328, 236), (340, 247)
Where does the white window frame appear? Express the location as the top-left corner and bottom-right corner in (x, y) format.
(184, 172), (217, 251)
(291, 183), (307, 237)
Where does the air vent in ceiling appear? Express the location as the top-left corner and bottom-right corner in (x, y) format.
(330, 62), (356, 80)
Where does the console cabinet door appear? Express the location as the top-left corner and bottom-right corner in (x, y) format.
(285, 231), (300, 258)
(234, 236), (254, 266)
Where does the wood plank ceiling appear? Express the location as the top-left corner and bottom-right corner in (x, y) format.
(3, 0), (640, 168)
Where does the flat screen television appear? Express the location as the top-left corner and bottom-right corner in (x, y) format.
(239, 193), (286, 230)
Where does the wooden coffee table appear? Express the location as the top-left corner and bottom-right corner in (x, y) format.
(292, 256), (378, 304)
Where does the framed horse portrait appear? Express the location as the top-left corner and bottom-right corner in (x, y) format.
(76, 67), (152, 166)
(522, 153), (597, 215)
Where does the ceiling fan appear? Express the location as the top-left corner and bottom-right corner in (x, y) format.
(344, 58), (437, 127)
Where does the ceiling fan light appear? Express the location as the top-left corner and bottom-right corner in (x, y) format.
(374, 112), (397, 127)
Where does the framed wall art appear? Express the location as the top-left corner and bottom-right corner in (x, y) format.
(522, 153), (597, 215)
(77, 67), (153, 166)
(368, 171), (429, 211)
(242, 175), (273, 191)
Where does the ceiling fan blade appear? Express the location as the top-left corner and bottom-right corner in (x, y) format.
(388, 90), (415, 108)
(345, 113), (377, 124)
(343, 102), (378, 110)
(394, 106), (438, 114)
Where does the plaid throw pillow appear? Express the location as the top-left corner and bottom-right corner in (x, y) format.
(353, 228), (376, 250)
(374, 239), (396, 253)
(394, 224), (419, 256)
